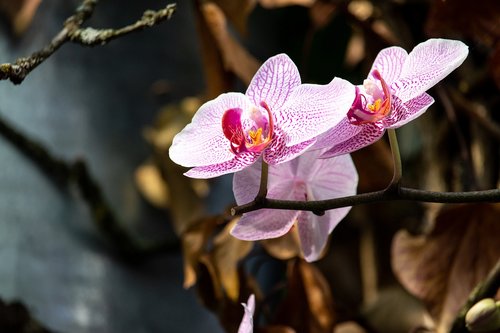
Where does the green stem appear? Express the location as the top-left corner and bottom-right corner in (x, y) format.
(387, 128), (402, 188)
(257, 160), (269, 199)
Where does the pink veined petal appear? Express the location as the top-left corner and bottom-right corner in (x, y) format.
(392, 38), (469, 103)
(238, 295), (255, 333)
(277, 77), (355, 147)
(246, 54), (301, 110)
(384, 93), (435, 129)
(169, 92), (254, 167)
(296, 154), (357, 262)
(319, 122), (385, 158)
(368, 46), (408, 86)
(297, 209), (350, 262)
(232, 161), (304, 240)
(312, 117), (363, 150)
(185, 152), (259, 179)
(305, 153), (359, 199)
(233, 154), (296, 205)
(231, 208), (300, 240)
(263, 127), (316, 165)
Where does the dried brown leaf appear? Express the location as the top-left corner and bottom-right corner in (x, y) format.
(142, 97), (207, 236)
(0, 0), (41, 35)
(259, 0), (316, 9)
(194, 2), (233, 99)
(275, 260), (335, 333)
(362, 286), (436, 333)
(261, 227), (302, 260)
(182, 216), (220, 289)
(309, 1), (336, 29)
(209, 219), (253, 301)
(392, 204), (500, 333)
(260, 326), (297, 333)
(212, 0), (255, 35)
(201, 2), (260, 86)
(134, 162), (169, 208)
(351, 140), (393, 192)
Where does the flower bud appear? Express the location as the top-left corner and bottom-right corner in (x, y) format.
(465, 298), (500, 332)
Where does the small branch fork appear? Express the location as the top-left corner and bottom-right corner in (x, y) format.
(0, 0), (176, 84)
(231, 130), (500, 216)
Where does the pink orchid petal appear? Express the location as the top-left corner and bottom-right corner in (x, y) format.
(392, 39), (468, 103)
(305, 154), (359, 199)
(232, 160), (303, 240)
(319, 122), (385, 158)
(385, 93), (435, 129)
(185, 152), (259, 179)
(231, 208), (300, 240)
(246, 54), (301, 110)
(312, 117), (363, 150)
(276, 77), (355, 147)
(296, 153), (357, 262)
(368, 46), (408, 86)
(263, 128), (316, 165)
(297, 209), (349, 262)
(238, 295), (255, 333)
(169, 93), (254, 167)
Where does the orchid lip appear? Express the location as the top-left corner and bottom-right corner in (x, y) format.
(221, 102), (274, 155)
(347, 69), (392, 125)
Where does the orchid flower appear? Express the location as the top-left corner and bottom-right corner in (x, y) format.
(231, 150), (358, 262)
(314, 38), (469, 158)
(169, 54), (354, 178)
(237, 295), (255, 333)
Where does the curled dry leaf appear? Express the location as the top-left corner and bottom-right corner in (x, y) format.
(261, 226), (302, 260)
(260, 326), (297, 333)
(392, 204), (500, 333)
(206, 218), (254, 301)
(351, 140), (393, 193)
(134, 162), (169, 209)
(211, 0), (255, 35)
(139, 97), (208, 236)
(0, 0), (41, 35)
(274, 260), (335, 333)
(201, 2), (260, 86)
(362, 286), (436, 333)
(259, 0), (316, 9)
(182, 216), (221, 289)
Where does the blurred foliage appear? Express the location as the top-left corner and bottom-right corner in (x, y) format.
(2, 0), (498, 332)
(0, 0), (41, 36)
(134, 0), (500, 332)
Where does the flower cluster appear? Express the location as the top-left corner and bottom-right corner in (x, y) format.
(169, 38), (468, 262)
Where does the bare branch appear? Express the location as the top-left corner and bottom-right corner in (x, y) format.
(231, 187), (500, 216)
(0, 0), (176, 84)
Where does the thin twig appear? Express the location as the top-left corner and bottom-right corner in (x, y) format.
(0, 0), (176, 84)
(231, 187), (500, 215)
(70, 4), (176, 46)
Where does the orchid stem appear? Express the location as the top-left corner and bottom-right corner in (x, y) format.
(256, 160), (269, 199)
(387, 128), (402, 189)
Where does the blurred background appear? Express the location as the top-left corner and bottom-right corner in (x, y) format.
(0, 0), (499, 333)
